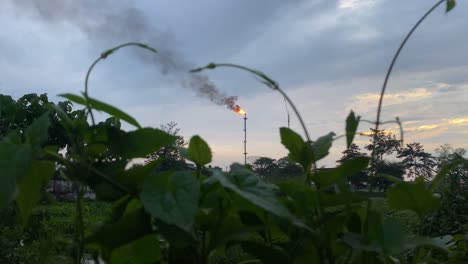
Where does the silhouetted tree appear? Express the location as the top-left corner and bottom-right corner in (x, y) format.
(0, 93), (74, 148)
(397, 142), (436, 180)
(251, 157), (277, 177)
(276, 156), (303, 177)
(146, 122), (187, 171)
(365, 129), (400, 162)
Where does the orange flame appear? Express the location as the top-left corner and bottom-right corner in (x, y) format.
(234, 105), (246, 115)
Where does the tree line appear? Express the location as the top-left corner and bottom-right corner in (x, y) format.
(250, 128), (467, 191)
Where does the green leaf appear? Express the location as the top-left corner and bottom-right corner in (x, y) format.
(311, 132), (336, 161)
(59, 93), (87, 105)
(345, 111), (360, 148)
(240, 241), (288, 263)
(316, 156), (369, 189)
(16, 161), (55, 224)
(376, 173), (403, 184)
(429, 157), (465, 192)
(139, 171), (200, 232)
(277, 182), (319, 221)
(387, 178), (440, 219)
(114, 160), (161, 192)
(279, 127), (313, 169)
(407, 235), (452, 253)
(86, 207), (151, 249)
(108, 128), (177, 159)
(25, 112), (50, 147)
(379, 218), (406, 254)
(187, 135), (212, 167)
(59, 93), (141, 128)
(110, 234), (162, 264)
(87, 96), (141, 128)
(208, 212), (252, 251)
(0, 138), (33, 210)
(213, 164), (298, 224)
(178, 147), (189, 160)
(447, 0), (456, 12)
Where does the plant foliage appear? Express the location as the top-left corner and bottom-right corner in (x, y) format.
(0, 2), (466, 263)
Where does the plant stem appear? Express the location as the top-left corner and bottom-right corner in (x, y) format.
(83, 42), (157, 126)
(372, 0), (444, 162)
(191, 63), (320, 184)
(75, 184), (85, 264)
(364, 2), (445, 259)
(196, 166), (202, 180)
(200, 230), (207, 264)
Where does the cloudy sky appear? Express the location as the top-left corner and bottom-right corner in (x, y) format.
(1, 0), (467, 168)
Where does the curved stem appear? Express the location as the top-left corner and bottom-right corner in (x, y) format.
(365, 0), (445, 250)
(191, 63), (311, 143)
(75, 184), (85, 264)
(191, 63), (318, 184)
(372, 0), (444, 153)
(83, 42), (157, 125)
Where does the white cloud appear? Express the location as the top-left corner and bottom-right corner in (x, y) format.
(338, 0), (382, 10)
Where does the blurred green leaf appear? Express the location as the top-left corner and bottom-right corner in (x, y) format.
(188, 135), (212, 167)
(108, 127), (177, 159)
(376, 173), (403, 184)
(87, 96), (141, 128)
(139, 171), (200, 232)
(110, 234), (162, 264)
(213, 164), (299, 225)
(316, 156), (369, 189)
(447, 0), (456, 12)
(240, 241), (288, 263)
(387, 177), (440, 219)
(403, 235), (452, 253)
(16, 160), (55, 224)
(311, 132), (336, 162)
(379, 218), (406, 255)
(114, 160), (161, 192)
(178, 147), (189, 160)
(208, 212), (252, 251)
(429, 156), (465, 192)
(59, 93), (87, 105)
(277, 182), (319, 225)
(86, 207), (151, 249)
(25, 112), (50, 147)
(59, 93), (141, 128)
(345, 111), (360, 148)
(0, 138), (33, 210)
(279, 127), (313, 169)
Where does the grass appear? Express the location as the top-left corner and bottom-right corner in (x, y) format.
(0, 199), (111, 263)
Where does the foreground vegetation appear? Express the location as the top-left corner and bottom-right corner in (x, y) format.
(0, 201), (110, 263)
(0, 1), (467, 263)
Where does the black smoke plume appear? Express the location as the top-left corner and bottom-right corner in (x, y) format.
(6, 0), (238, 110)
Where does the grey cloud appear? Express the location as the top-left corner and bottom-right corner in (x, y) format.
(225, 0), (468, 94)
(6, 0), (241, 110)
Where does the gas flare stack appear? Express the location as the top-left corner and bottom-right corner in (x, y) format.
(234, 105), (247, 165)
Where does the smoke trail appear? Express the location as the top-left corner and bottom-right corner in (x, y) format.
(6, 0), (238, 110)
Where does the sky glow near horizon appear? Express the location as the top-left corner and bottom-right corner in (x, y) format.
(0, 0), (467, 168)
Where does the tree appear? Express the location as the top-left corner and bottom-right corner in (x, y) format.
(0, 93), (74, 148)
(146, 122), (187, 171)
(276, 156), (303, 177)
(397, 142), (436, 180)
(365, 129), (400, 162)
(337, 143), (368, 189)
(364, 129), (401, 190)
(251, 157), (277, 177)
(434, 144), (467, 189)
(372, 161), (404, 191)
(420, 144), (468, 237)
